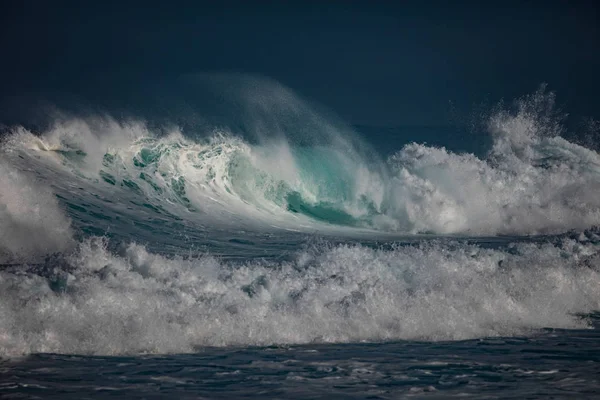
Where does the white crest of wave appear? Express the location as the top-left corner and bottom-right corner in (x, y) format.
(0, 237), (599, 356)
(7, 117), (155, 173)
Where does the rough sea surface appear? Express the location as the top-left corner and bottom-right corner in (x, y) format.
(1, 82), (599, 398)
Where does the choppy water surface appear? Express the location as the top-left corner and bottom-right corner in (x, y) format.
(2, 324), (600, 399)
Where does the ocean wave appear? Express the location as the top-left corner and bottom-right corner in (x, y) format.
(3, 87), (600, 236)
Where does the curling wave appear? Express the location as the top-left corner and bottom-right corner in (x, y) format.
(3, 87), (600, 236)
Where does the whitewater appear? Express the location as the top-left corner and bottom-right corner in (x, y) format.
(1, 81), (599, 398)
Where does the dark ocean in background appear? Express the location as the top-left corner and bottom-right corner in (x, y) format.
(1, 79), (600, 399)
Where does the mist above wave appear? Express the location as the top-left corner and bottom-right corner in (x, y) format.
(0, 161), (73, 263)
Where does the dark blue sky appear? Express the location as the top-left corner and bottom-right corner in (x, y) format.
(1, 1), (598, 127)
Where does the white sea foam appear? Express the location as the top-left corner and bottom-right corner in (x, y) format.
(0, 236), (598, 356)
(385, 88), (600, 234)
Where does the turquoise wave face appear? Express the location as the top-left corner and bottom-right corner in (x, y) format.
(226, 145), (384, 227)
(285, 191), (358, 226)
(77, 133), (386, 230)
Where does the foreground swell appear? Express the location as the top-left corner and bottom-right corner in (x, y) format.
(1, 235), (599, 356)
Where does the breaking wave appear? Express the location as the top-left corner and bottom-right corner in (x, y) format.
(3, 85), (600, 236)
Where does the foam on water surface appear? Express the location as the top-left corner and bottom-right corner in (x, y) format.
(0, 235), (599, 356)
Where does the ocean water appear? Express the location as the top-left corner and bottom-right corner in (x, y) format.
(1, 81), (600, 398)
